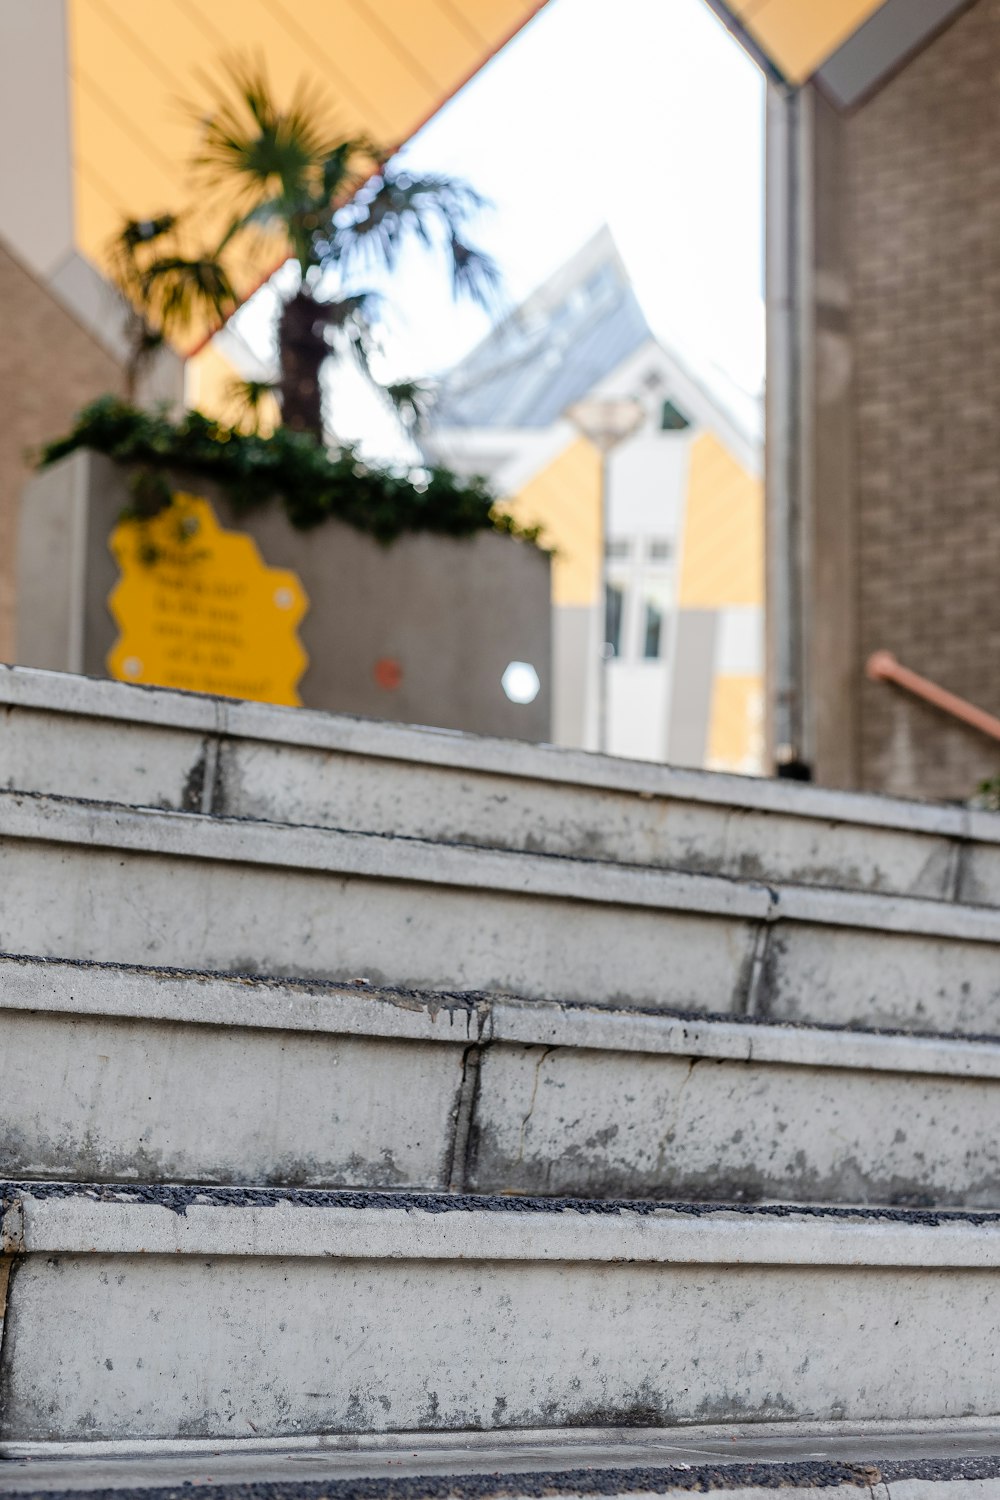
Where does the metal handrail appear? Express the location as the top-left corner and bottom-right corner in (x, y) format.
(866, 650), (1000, 744)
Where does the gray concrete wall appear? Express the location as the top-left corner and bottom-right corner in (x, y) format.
(16, 451), (551, 741)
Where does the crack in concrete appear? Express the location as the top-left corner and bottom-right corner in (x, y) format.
(515, 1047), (557, 1165)
(446, 1044), (484, 1193)
(652, 1057), (702, 1182)
(742, 918), (773, 1018)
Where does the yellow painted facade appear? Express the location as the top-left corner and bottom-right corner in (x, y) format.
(60, 0), (887, 352)
(59, 0), (885, 429)
(66, 0), (544, 337)
(503, 437), (602, 608)
(677, 431), (763, 610)
(707, 674), (764, 774)
(725, 0), (887, 83)
(510, 424), (762, 770)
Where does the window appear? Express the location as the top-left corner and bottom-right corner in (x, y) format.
(642, 600), (664, 660)
(641, 579), (671, 660)
(646, 538), (672, 563)
(605, 538), (631, 562)
(660, 399), (691, 432)
(604, 582), (625, 658)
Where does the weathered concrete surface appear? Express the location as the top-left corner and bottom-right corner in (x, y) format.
(3, 1191), (1000, 1444)
(4, 790), (1000, 1031)
(0, 1011), (463, 1190)
(6, 957), (1000, 1205)
(0, 800), (758, 1014)
(6, 672), (1000, 1461)
(4, 1417), (1000, 1492)
(4, 663), (1000, 902)
(16, 452), (552, 742)
(467, 1043), (1000, 1206)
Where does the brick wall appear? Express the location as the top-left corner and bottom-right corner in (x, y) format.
(0, 238), (122, 662)
(846, 0), (1000, 799)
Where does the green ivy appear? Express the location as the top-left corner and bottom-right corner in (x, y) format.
(37, 397), (542, 547)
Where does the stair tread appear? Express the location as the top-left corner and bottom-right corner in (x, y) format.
(4, 786), (1000, 942)
(5, 1185), (998, 1444)
(3, 1420), (1000, 1492)
(2, 663), (987, 837)
(6, 950), (1000, 1069)
(8, 1179), (1000, 1230)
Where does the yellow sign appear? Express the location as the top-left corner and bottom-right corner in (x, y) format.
(108, 493), (308, 706)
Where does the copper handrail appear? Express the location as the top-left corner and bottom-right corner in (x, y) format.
(866, 650), (1000, 744)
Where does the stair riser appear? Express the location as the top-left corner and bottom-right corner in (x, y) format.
(470, 1045), (1000, 1206)
(222, 745), (1000, 912)
(0, 1010), (461, 1191)
(218, 742), (972, 903)
(2, 1201), (998, 1444)
(7, 676), (1000, 905)
(4, 825), (1000, 1032)
(5, 974), (1000, 1204)
(0, 837), (755, 1011)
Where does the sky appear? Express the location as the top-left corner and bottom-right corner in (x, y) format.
(390, 0), (765, 389)
(235, 0), (765, 455)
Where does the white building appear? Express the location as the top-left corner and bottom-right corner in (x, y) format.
(423, 228), (764, 771)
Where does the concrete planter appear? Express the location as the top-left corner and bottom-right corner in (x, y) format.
(16, 450), (551, 739)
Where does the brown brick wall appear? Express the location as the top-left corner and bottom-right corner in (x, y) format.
(846, 0), (1000, 799)
(0, 238), (122, 662)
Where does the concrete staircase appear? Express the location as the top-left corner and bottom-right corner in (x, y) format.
(3, 663), (1000, 1493)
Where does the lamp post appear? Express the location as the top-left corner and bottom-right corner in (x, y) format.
(565, 397), (645, 755)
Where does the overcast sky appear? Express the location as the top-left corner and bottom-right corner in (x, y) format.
(236, 0), (765, 454)
(386, 0), (765, 387)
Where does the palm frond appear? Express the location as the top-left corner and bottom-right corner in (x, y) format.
(139, 255), (238, 332)
(316, 289), (381, 331)
(224, 375), (280, 433)
(189, 56), (335, 201)
(448, 237), (503, 312)
(188, 55), (380, 266)
(329, 166), (493, 280)
(384, 378), (434, 434)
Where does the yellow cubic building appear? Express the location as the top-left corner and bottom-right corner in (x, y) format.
(424, 228), (763, 773)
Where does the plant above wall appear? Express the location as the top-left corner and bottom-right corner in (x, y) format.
(112, 58), (501, 440)
(38, 397), (541, 547)
(34, 64), (538, 553)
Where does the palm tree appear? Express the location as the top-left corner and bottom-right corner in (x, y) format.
(112, 61), (500, 441)
(111, 214), (238, 403)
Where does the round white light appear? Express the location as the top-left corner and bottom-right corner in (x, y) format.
(502, 661), (540, 705)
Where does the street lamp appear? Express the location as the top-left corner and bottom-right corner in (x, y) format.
(565, 396), (646, 755)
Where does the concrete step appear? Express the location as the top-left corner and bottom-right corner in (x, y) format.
(6, 954), (1000, 1207)
(4, 789), (1000, 1034)
(3, 1185), (1000, 1447)
(5, 664), (1000, 906)
(3, 1420), (1000, 1498)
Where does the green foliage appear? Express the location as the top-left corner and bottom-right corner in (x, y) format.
(975, 777), (1000, 812)
(189, 60), (500, 296)
(37, 397), (542, 548)
(108, 60), (501, 434)
(111, 214), (239, 399)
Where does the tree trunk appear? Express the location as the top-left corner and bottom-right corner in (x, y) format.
(278, 292), (328, 439)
